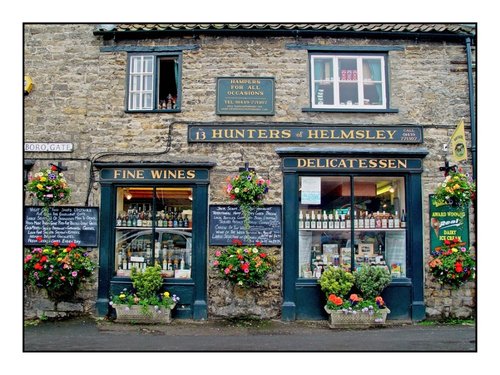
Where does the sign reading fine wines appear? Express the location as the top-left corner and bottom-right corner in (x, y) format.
(216, 77), (275, 115)
(188, 124), (423, 144)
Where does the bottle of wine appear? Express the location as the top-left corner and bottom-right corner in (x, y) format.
(311, 210), (316, 229)
(322, 210), (328, 229)
(401, 209), (407, 228)
(328, 211), (334, 229)
(305, 211), (311, 229)
(388, 212), (395, 229)
(299, 210), (304, 229)
(394, 211), (400, 228)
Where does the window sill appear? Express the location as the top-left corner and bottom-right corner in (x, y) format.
(125, 109), (181, 114)
(302, 107), (399, 114)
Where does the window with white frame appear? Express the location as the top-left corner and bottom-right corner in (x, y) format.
(127, 54), (180, 111)
(310, 54), (387, 110)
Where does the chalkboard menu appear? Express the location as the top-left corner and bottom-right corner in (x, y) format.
(209, 205), (282, 246)
(24, 206), (99, 246)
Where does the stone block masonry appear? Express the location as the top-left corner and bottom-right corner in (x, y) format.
(24, 24), (475, 320)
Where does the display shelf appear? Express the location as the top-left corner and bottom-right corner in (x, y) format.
(115, 226), (192, 230)
(299, 228), (406, 232)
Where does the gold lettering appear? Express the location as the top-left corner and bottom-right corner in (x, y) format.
(126, 170), (136, 179)
(387, 130), (396, 139)
(136, 170), (144, 179)
(379, 160), (388, 168)
(186, 170), (196, 179)
(340, 130), (354, 139)
(258, 129), (268, 138)
(167, 170), (178, 179)
(212, 129), (223, 139)
(151, 170), (163, 179)
(113, 170), (121, 179)
(234, 129), (245, 139)
(355, 130), (366, 139)
(397, 159), (408, 168)
(308, 130), (320, 139)
(247, 129), (256, 138)
(369, 159), (378, 168)
(358, 159), (367, 168)
(281, 129), (291, 139)
(297, 158), (307, 168)
(269, 129), (280, 139)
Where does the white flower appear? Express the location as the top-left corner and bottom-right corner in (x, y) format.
(252, 248), (258, 253)
(238, 281), (243, 285)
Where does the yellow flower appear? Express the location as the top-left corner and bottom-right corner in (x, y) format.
(39, 176), (47, 182)
(57, 257), (63, 262)
(37, 184), (44, 190)
(43, 249), (50, 254)
(452, 247), (458, 253)
(453, 184), (460, 190)
(163, 291), (170, 298)
(119, 293), (126, 299)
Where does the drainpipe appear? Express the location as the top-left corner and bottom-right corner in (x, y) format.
(465, 37), (476, 180)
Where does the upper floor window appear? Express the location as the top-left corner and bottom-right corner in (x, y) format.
(310, 54), (387, 110)
(127, 54), (180, 112)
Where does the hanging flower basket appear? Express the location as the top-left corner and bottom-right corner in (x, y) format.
(434, 169), (475, 207)
(26, 165), (71, 206)
(225, 170), (270, 233)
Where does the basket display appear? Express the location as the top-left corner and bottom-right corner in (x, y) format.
(324, 306), (390, 328)
(114, 304), (175, 324)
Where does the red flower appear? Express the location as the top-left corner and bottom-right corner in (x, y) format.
(36, 236), (43, 242)
(34, 263), (43, 270)
(455, 262), (463, 273)
(53, 241), (60, 247)
(69, 242), (77, 248)
(51, 165), (58, 171)
(237, 254), (244, 260)
(255, 241), (262, 247)
(232, 239), (243, 246)
(40, 256), (48, 263)
(328, 294), (343, 306)
(259, 253), (267, 258)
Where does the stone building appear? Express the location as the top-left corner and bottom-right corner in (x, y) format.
(23, 23), (476, 321)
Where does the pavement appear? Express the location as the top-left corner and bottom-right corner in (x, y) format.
(23, 315), (477, 352)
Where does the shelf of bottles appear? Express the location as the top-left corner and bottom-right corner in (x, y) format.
(115, 187), (193, 279)
(298, 176), (407, 280)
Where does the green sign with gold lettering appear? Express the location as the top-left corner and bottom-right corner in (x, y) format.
(429, 195), (469, 253)
(188, 124), (423, 143)
(216, 77), (275, 115)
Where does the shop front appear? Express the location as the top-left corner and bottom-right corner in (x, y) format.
(278, 147), (428, 321)
(95, 162), (214, 320)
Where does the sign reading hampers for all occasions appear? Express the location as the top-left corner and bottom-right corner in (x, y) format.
(209, 205), (282, 246)
(24, 206), (99, 246)
(429, 195), (469, 253)
(216, 77), (275, 115)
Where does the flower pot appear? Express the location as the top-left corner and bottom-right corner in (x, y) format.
(324, 306), (390, 328)
(113, 304), (175, 324)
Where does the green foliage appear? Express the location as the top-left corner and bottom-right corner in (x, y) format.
(354, 265), (391, 300)
(434, 169), (475, 207)
(213, 239), (275, 288)
(130, 265), (163, 300)
(318, 267), (355, 298)
(428, 238), (475, 288)
(23, 238), (96, 302)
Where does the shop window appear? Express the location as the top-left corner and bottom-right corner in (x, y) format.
(298, 176), (406, 279)
(115, 187), (192, 278)
(127, 54), (180, 111)
(310, 54), (387, 110)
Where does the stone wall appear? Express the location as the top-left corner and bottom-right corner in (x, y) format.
(24, 24), (476, 320)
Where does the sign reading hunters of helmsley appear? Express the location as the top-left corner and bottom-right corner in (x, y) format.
(188, 123), (423, 144)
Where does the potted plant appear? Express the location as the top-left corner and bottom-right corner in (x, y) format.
(213, 239), (275, 288)
(319, 266), (391, 328)
(225, 170), (270, 234)
(26, 165), (71, 207)
(110, 265), (179, 324)
(23, 237), (96, 302)
(434, 168), (475, 207)
(428, 237), (475, 289)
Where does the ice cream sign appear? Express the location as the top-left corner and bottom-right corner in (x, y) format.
(429, 195), (469, 253)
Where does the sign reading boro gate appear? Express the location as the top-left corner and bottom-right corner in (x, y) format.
(188, 124), (423, 144)
(216, 77), (275, 115)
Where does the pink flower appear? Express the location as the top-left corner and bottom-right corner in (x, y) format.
(213, 260), (219, 266)
(71, 271), (78, 277)
(226, 184), (233, 193)
(224, 268), (230, 275)
(215, 250), (221, 257)
(24, 255), (33, 263)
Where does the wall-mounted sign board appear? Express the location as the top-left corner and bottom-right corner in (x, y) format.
(209, 205), (282, 246)
(24, 206), (99, 247)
